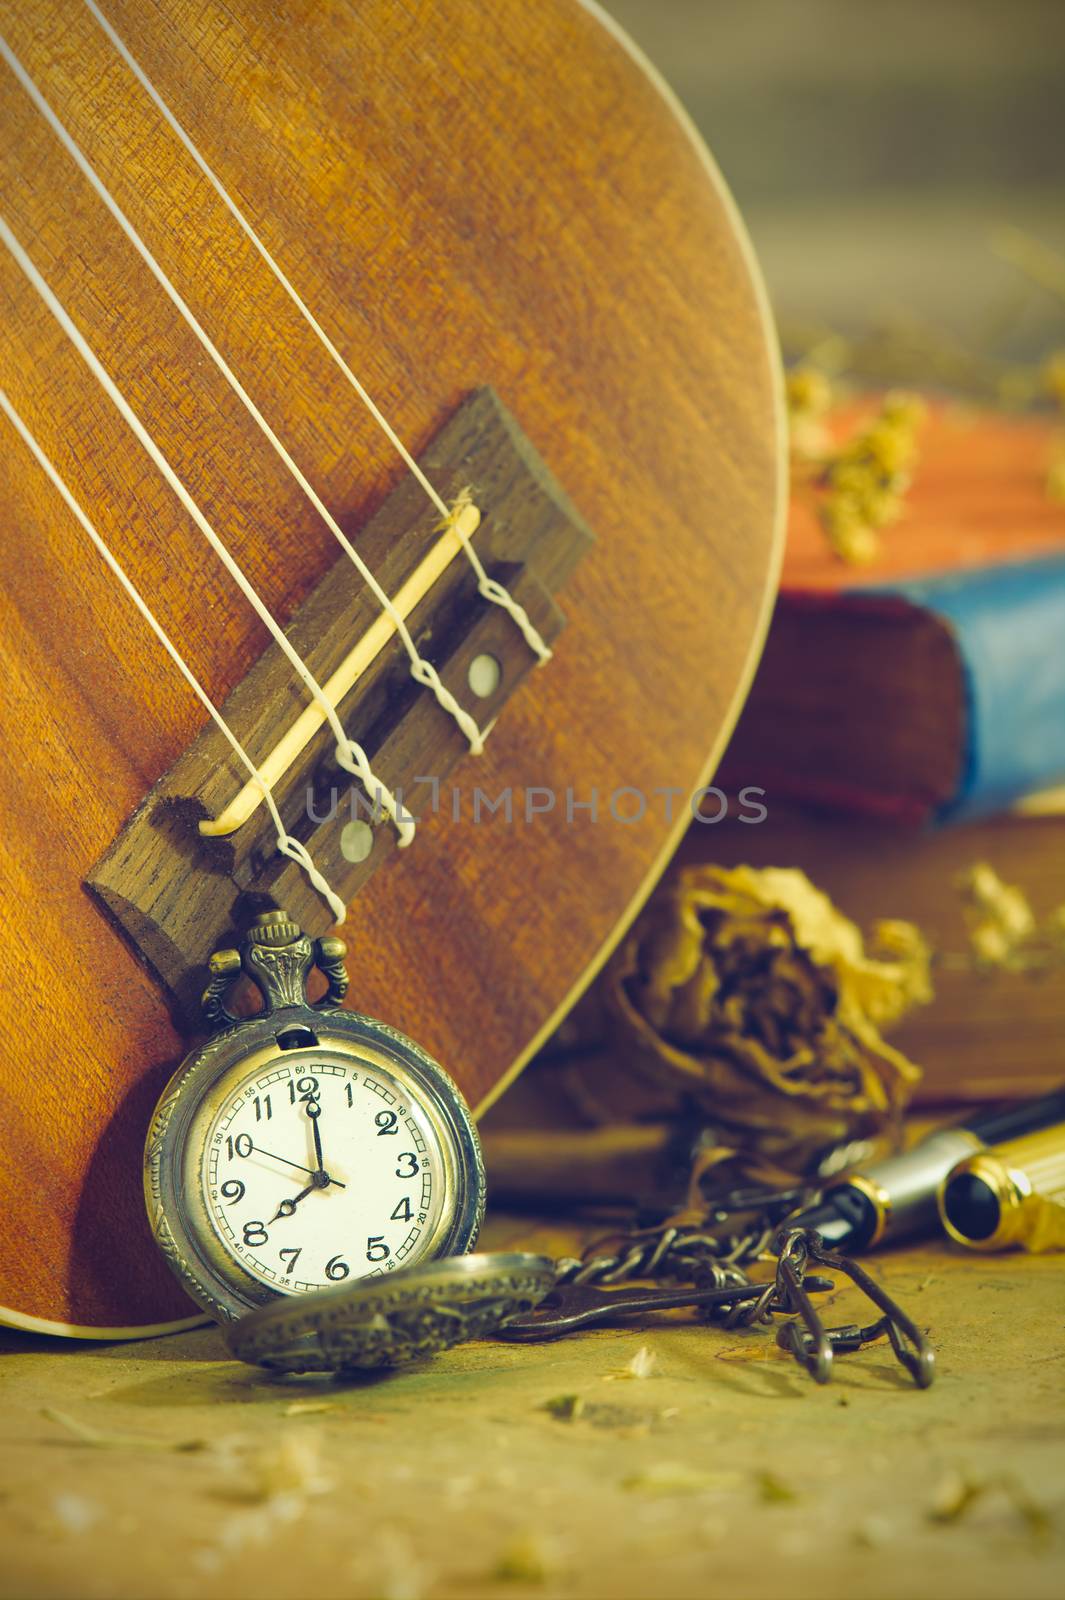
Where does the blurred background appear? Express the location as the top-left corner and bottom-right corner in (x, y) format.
(602, 0), (1065, 370)
(489, 2), (1065, 1137)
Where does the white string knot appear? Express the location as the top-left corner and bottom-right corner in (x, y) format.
(476, 577), (553, 663)
(332, 739), (415, 848)
(408, 659), (485, 754)
(443, 491), (554, 667)
(257, 782), (349, 922)
(277, 835), (347, 925)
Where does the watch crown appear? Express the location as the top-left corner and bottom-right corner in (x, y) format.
(249, 909), (302, 947)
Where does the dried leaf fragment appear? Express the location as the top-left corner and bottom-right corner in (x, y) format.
(928, 1469), (1052, 1538)
(928, 1469), (985, 1524)
(542, 1394), (584, 1422)
(49, 1494), (101, 1536)
(493, 1532), (563, 1583)
(194, 1493), (308, 1576)
(623, 1462), (741, 1497)
(853, 1513), (894, 1548)
(364, 1530), (428, 1600)
(42, 1407), (206, 1453)
(606, 1345), (658, 1381)
(247, 1431), (333, 1501)
(195, 1436), (333, 1575)
(756, 1469), (798, 1505)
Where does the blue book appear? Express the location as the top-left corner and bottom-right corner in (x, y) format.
(721, 557), (1065, 826)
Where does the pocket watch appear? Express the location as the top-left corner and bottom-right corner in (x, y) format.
(144, 910), (487, 1330)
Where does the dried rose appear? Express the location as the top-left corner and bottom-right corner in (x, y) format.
(605, 864), (930, 1174)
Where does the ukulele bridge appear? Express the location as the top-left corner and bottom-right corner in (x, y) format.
(88, 388), (593, 1018)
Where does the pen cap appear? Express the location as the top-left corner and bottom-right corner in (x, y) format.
(822, 1127), (983, 1248)
(938, 1122), (1065, 1252)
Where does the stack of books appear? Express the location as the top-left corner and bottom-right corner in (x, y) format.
(708, 401), (1065, 1103)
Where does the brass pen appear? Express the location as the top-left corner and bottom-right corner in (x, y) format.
(793, 1087), (1065, 1251)
(938, 1121), (1065, 1251)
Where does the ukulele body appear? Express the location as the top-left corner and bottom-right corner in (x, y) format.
(0, 0), (783, 1334)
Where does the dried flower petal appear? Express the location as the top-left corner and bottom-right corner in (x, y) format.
(956, 862), (1036, 968)
(812, 390), (926, 563)
(623, 1346), (658, 1380)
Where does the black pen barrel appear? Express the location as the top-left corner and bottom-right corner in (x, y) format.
(800, 1084), (1065, 1251)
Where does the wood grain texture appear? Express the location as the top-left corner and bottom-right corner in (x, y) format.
(0, 0), (783, 1329)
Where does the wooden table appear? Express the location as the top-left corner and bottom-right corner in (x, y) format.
(0, 1220), (1062, 1600)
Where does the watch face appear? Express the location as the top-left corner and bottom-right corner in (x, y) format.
(193, 1047), (448, 1294)
(145, 916), (484, 1324)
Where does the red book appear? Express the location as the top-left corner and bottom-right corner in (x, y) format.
(719, 406), (1065, 824)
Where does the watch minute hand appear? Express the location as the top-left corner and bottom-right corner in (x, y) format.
(251, 1145), (315, 1177)
(307, 1097), (325, 1172)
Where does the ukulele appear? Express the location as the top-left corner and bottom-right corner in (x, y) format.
(0, 0), (783, 1336)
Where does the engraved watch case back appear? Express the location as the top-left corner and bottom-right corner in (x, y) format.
(144, 912), (485, 1324)
(225, 1252), (558, 1373)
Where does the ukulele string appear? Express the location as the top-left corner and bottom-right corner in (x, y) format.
(0, 387), (347, 924)
(81, 0), (553, 668)
(0, 211), (412, 851)
(0, 32), (486, 758)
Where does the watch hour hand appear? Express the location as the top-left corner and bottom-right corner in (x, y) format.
(270, 1184), (314, 1222)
